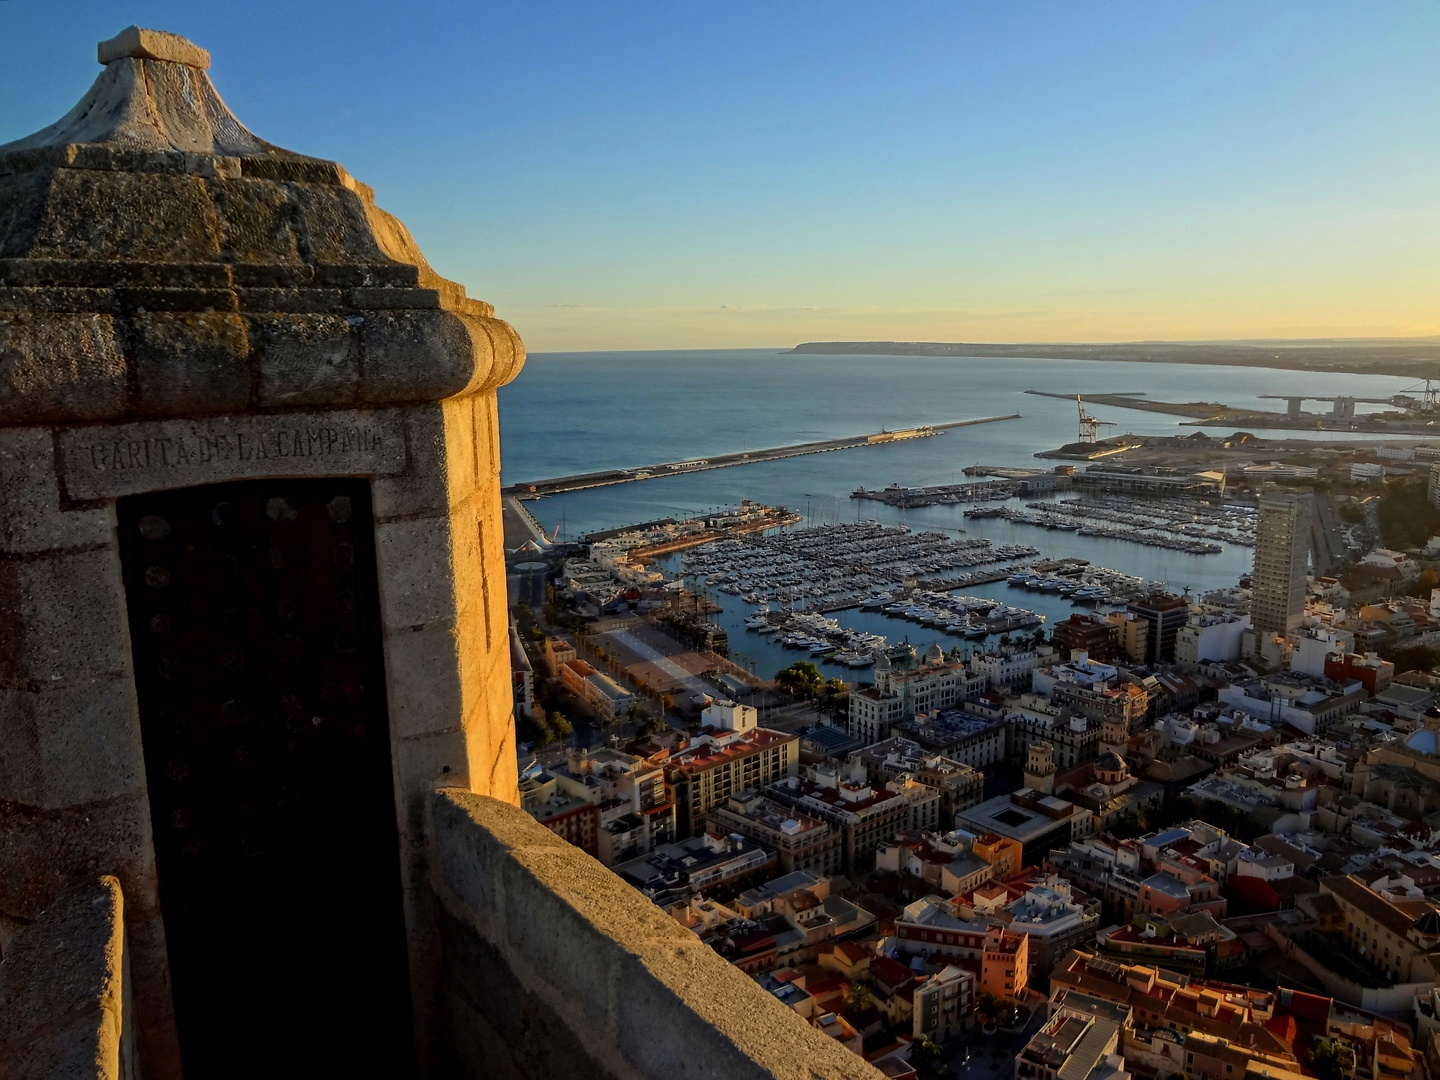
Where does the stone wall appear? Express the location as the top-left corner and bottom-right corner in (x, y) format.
(0, 876), (135, 1080)
(433, 789), (885, 1080)
(0, 389), (520, 1075)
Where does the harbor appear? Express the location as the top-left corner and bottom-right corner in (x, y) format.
(503, 414), (1021, 497)
(962, 493), (1254, 554)
(666, 518), (1173, 674)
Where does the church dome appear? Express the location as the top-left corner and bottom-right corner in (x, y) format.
(924, 642), (945, 664)
(0, 27), (522, 425)
(1096, 751), (1126, 774)
(1404, 728), (1440, 757)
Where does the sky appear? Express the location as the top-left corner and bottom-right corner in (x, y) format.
(2, 3), (1437, 351)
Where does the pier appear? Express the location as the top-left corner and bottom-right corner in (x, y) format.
(503, 414), (1021, 498)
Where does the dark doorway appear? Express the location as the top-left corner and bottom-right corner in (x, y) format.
(118, 479), (416, 1078)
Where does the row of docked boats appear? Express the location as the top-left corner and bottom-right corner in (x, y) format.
(1006, 565), (1165, 606)
(680, 520), (1040, 612)
(975, 505), (1225, 554)
(1040, 496), (1256, 547)
(741, 608), (898, 667)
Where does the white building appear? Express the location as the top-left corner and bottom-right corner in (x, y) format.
(1174, 612), (1249, 667)
(848, 652), (987, 744)
(971, 646), (1049, 693)
(1290, 625), (1356, 678)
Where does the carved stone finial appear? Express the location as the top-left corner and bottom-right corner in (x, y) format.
(97, 26), (211, 70)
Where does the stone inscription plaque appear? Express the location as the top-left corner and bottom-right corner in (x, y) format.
(59, 409), (407, 500)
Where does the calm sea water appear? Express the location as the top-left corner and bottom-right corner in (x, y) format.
(498, 349), (1423, 676)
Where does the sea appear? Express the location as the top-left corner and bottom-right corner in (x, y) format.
(498, 349), (1426, 679)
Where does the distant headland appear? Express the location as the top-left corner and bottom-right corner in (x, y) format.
(788, 338), (1440, 378)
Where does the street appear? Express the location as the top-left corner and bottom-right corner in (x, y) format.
(947, 1001), (1048, 1080)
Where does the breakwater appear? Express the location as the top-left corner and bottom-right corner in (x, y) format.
(504, 414), (1021, 498)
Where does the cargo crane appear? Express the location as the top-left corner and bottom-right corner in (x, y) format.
(1076, 395), (1115, 444)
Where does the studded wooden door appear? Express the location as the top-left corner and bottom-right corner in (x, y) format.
(118, 479), (416, 1078)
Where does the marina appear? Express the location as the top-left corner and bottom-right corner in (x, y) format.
(679, 520), (1039, 614)
(963, 493), (1254, 554)
(667, 519), (1176, 675)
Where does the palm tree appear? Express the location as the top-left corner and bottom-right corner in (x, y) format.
(845, 983), (874, 1013)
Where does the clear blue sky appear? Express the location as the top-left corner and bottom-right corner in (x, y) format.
(3, 2), (1437, 350)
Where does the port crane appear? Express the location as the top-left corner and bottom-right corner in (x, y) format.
(1076, 395), (1115, 444)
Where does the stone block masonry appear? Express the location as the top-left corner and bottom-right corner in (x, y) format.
(0, 876), (135, 1080)
(0, 25), (526, 1077)
(433, 789), (884, 1080)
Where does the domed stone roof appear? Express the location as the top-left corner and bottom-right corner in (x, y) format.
(924, 643), (945, 664)
(1405, 728), (1440, 757)
(1096, 751), (1125, 773)
(0, 27), (522, 425)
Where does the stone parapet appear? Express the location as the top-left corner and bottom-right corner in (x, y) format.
(0, 876), (134, 1080)
(433, 789), (883, 1080)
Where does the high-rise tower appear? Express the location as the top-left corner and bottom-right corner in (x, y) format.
(1251, 490), (1313, 638)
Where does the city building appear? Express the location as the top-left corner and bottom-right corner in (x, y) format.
(895, 895), (995, 960)
(1251, 490), (1314, 639)
(1050, 614), (1122, 664)
(912, 964), (975, 1043)
(989, 873), (1103, 977)
(663, 702), (800, 837)
(767, 765), (912, 873)
(1007, 696), (1103, 769)
(1046, 836), (1146, 924)
(520, 747), (675, 864)
(959, 790), (1087, 868)
(1015, 991), (1130, 1080)
(1324, 651), (1395, 695)
(848, 652), (987, 744)
(1291, 624), (1357, 677)
(980, 923), (1030, 1000)
(973, 832), (1025, 882)
(1175, 611), (1249, 667)
(1217, 673), (1365, 735)
(875, 831), (994, 895)
(1126, 592), (1190, 665)
(614, 832), (776, 906)
(510, 625), (536, 722)
(559, 657), (635, 723)
(849, 736), (985, 822)
(543, 634), (578, 676)
(892, 707), (1009, 770)
(521, 779), (600, 855)
(1107, 611), (1150, 665)
(971, 646), (1048, 693)
(706, 792), (842, 877)
(1314, 873), (1440, 985)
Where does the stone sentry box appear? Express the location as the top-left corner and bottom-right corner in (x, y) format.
(0, 27), (523, 1078)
